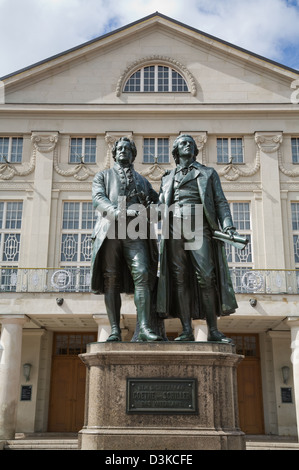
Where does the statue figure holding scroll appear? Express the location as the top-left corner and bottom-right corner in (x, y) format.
(91, 137), (162, 342)
(157, 134), (247, 342)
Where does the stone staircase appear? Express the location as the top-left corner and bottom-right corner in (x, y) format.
(245, 435), (299, 450)
(2, 433), (78, 451)
(2, 433), (299, 450)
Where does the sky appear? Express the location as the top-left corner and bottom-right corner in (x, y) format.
(1, 0), (299, 78)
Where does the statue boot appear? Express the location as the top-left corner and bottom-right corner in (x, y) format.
(136, 288), (163, 342)
(202, 288), (232, 344)
(104, 292), (122, 341)
(174, 294), (195, 341)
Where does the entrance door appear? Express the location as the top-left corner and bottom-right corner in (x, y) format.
(229, 333), (265, 434)
(48, 332), (96, 432)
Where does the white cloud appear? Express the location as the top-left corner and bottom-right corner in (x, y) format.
(0, 0), (299, 77)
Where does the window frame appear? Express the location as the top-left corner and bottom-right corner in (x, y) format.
(216, 137), (244, 164)
(60, 201), (97, 292)
(69, 137), (97, 164)
(226, 202), (253, 292)
(123, 65), (189, 93)
(0, 201), (23, 265)
(0, 201), (23, 292)
(143, 137), (170, 164)
(291, 202), (299, 267)
(291, 137), (299, 164)
(0, 136), (23, 163)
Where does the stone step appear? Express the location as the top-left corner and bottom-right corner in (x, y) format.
(3, 436), (298, 451)
(246, 441), (299, 450)
(4, 439), (78, 450)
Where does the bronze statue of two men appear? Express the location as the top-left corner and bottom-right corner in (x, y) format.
(91, 135), (240, 343)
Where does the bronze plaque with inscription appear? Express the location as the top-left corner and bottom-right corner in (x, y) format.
(126, 378), (198, 414)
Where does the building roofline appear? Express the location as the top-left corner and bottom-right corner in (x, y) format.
(1, 11), (298, 81)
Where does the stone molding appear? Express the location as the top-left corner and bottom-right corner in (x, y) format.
(0, 134), (39, 181)
(31, 132), (59, 153)
(53, 148), (95, 181)
(0, 156), (36, 180)
(215, 133), (261, 181)
(51, 132), (95, 181)
(139, 163), (166, 181)
(255, 131), (299, 178)
(255, 131), (283, 154)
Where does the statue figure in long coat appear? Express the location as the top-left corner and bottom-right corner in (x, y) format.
(157, 134), (241, 343)
(91, 137), (162, 342)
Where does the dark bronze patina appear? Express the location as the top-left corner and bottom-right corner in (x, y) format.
(157, 134), (247, 343)
(91, 134), (246, 344)
(91, 137), (162, 342)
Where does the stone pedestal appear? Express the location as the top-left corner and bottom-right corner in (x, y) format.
(78, 342), (245, 450)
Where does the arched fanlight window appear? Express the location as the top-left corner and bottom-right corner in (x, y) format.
(123, 65), (189, 93)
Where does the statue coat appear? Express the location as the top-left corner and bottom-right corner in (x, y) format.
(157, 161), (238, 319)
(91, 165), (159, 294)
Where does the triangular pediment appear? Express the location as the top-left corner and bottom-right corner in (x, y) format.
(2, 12), (298, 105)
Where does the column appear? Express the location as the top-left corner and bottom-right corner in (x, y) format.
(289, 318), (299, 441)
(193, 320), (208, 341)
(268, 330), (296, 436)
(255, 132), (285, 269)
(0, 315), (27, 440)
(93, 314), (110, 341)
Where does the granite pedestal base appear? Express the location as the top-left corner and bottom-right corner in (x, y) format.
(78, 342), (245, 450)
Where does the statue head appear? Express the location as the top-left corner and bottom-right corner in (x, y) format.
(172, 134), (199, 164)
(112, 137), (137, 164)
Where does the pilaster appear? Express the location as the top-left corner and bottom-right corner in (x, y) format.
(27, 132), (58, 267)
(255, 132), (285, 269)
(93, 314), (110, 341)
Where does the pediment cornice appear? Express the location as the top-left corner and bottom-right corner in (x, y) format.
(2, 12), (298, 91)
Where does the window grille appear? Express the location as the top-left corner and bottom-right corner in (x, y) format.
(217, 138), (243, 164)
(0, 137), (23, 163)
(227, 202), (253, 292)
(291, 202), (299, 265)
(54, 332), (97, 355)
(291, 138), (299, 163)
(0, 201), (23, 292)
(70, 137), (96, 164)
(124, 66), (188, 93)
(143, 138), (170, 163)
(0, 201), (23, 263)
(60, 202), (97, 291)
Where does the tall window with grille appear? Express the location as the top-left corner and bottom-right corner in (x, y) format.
(217, 138), (244, 164)
(0, 201), (23, 291)
(291, 138), (299, 164)
(0, 137), (23, 163)
(226, 202), (253, 292)
(143, 138), (170, 163)
(291, 202), (299, 266)
(69, 137), (96, 164)
(60, 202), (97, 291)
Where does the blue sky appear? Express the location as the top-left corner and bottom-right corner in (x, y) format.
(1, 0), (299, 78)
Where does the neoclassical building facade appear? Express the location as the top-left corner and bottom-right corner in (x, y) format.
(0, 12), (299, 441)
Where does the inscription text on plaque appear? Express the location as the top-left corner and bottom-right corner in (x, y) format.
(127, 378), (198, 414)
